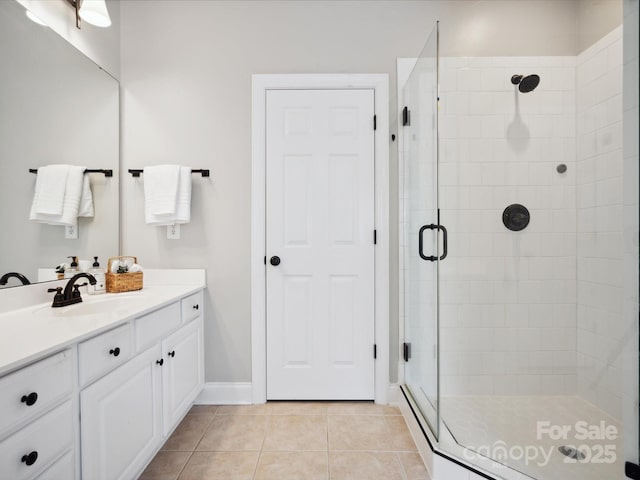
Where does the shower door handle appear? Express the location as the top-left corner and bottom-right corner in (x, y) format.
(418, 224), (448, 261)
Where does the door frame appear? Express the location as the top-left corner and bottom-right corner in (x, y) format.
(251, 74), (389, 404)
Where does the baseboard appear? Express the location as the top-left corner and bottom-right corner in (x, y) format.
(195, 382), (253, 405)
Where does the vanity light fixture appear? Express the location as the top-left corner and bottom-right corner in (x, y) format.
(65, 0), (112, 29)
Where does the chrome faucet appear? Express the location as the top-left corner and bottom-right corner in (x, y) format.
(0, 272), (31, 286)
(48, 273), (97, 308)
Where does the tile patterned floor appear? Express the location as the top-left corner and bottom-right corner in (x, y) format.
(138, 402), (428, 480)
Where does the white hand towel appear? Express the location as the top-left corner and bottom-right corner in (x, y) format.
(145, 166), (192, 225)
(143, 165), (181, 216)
(30, 166), (92, 227)
(174, 166), (192, 224)
(78, 174), (94, 217)
(30, 164), (70, 216)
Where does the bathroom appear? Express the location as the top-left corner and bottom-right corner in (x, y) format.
(0, 0), (638, 479)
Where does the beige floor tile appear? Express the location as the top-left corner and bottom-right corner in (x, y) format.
(254, 451), (329, 480)
(385, 415), (418, 451)
(189, 405), (219, 416)
(327, 402), (400, 416)
(328, 415), (394, 451)
(216, 404), (272, 415)
(162, 414), (214, 451)
(269, 402), (328, 415)
(178, 451), (258, 480)
(197, 415), (269, 451)
(397, 452), (429, 480)
(329, 451), (405, 480)
(262, 415), (327, 451)
(138, 451), (191, 480)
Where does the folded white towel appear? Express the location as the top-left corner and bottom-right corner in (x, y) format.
(145, 166), (192, 225)
(78, 174), (94, 217)
(30, 166), (94, 227)
(31, 165), (70, 215)
(143, 165), (181, 216)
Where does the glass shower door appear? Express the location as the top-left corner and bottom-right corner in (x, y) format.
(402, 22), (441, 437)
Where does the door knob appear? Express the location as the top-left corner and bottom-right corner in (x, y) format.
(270, 256), (281, 266)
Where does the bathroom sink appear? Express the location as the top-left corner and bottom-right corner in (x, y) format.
(32, 292), (146, 318)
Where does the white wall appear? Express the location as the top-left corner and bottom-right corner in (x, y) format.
(121, 0), (575, 382)
(119, 0), (584, 386)
(577, 0), (624, 51)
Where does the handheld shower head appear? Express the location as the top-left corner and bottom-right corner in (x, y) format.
(511, 74), (540, 93)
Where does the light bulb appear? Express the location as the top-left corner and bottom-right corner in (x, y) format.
(79, 0), (111, 28)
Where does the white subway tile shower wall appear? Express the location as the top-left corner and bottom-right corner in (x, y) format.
(438, 54), (580, 397)
(576, 26), (624, 422)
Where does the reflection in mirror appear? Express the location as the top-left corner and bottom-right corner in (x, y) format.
(0, 1), (119, 288)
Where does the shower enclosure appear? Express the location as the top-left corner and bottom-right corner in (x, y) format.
(400, 3), (639, 480)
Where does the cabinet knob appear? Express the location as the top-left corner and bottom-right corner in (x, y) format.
(109, 347), (121, 357)
(192, 304), (199, 310)
(156, 359), (164, 366)
(20, 392), (38, 406)
(21, 451), (38, 466)
(168, 350), (176, 358)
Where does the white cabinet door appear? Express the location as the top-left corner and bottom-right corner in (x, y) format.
(80, 345), (163, 480)
(265, 89), (376, 400)
(162, 317), (204, 435)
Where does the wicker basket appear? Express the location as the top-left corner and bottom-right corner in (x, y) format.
(106, 256), (143, 293)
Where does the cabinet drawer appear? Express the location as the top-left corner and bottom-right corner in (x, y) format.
(0, 350), (73, 437)
(78, 323), (134, 387)
(34, 450), (74, 480)
(0, 400), (73, 480)
(135, 302), (180, 352)
(181, 290), (203, 323)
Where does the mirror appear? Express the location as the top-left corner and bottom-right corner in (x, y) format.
(0, 1), (119, 288)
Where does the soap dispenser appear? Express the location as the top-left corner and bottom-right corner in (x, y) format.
(64, 256), (79, 279)
(88, 256), (106, 295)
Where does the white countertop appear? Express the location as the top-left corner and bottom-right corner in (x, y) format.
(0, 273), (205, 377)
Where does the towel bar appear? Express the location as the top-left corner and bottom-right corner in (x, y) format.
(30, 168), (113, 177)
(128, 169), (210, 177)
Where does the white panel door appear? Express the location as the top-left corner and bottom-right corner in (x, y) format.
(266, 89), (375, 400)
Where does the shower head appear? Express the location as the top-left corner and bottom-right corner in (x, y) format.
(511, 74), (540, 93)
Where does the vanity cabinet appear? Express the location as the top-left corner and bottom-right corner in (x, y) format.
(161, 317), (204, 434)
(80, 296), (204, 480)
(80, 345), (163, 480)
(0, 349), (76, 480)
